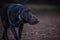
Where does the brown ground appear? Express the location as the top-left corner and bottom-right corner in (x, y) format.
(0, 12), (60, 40)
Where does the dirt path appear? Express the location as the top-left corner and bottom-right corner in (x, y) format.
(0, 13), (60, 40)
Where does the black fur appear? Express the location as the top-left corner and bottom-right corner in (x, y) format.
(1, 3), (39, 40)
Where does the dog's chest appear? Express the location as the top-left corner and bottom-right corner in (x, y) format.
(7, 4), (23, 26)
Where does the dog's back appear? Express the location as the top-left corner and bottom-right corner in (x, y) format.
(1, 4), (24, 27)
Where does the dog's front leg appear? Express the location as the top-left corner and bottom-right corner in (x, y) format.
(10, 26), (18, 40)
(18, 23), (23, 40)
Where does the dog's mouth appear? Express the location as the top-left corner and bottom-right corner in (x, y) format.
(28, 20), (39, 25)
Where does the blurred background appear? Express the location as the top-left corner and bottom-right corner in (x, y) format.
(0, 0), (60, 40)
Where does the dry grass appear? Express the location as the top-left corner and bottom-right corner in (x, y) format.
(0, 13), (60, 40)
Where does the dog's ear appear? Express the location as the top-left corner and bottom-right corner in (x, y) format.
(30, 10), (36, 14)
(27, 7), (36, 14)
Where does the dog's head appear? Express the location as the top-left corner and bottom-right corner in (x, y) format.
(19, 7), (39, 25)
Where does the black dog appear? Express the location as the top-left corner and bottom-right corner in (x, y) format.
(1, 3), (39, 40)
